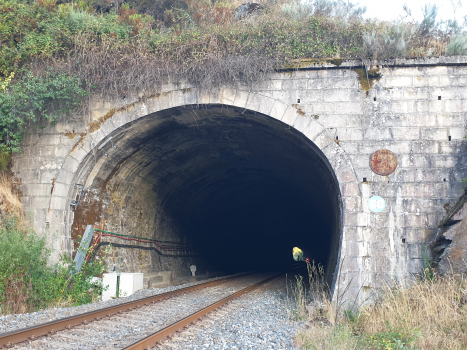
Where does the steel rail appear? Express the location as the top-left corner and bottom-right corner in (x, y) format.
(123, 273), (281, 350)
(0, 272), (251, 349)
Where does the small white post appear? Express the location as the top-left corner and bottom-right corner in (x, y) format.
(190, 265), (197, 277)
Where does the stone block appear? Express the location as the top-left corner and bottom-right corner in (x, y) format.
(436, 113), (466, 127)
(29, 196), (51, 210)
(380, 100), (415, 114)
(183, 89), (198, 106)
(317, 69), (343, 79)
(318, 114), (362, 128)
(312, 102), (336, 114)
(171, 89), (185, 108)
(426, 66), (448, 76)
(49, 196), (68, 210)
(449, 127), (467, 140)
(344, 212), (358, 226)
(293, 114), (312, 132)
(341, 182), (360, 197)
(390, 67), (423, 76)
(414, 100), (440, 113)
(61, 156), (80, 173)
(336, 166), (357, 184)
(334, 102), (362, 114)
(345, 241), (360, 257)
(399, 154), (429, 168)
(281, 79), (307, 91)
(444, 100), (467, 113)
(339, 141), (359, 154)
(257, 96), (275, 116)
(343, 226), (359, 241)
(403, 213), (428, 228)
(20, 170), (41, 184)
(245, 93), (262, 112)
(421, 127), (449, 141)
(411, 140), (439, 154)
(343, 196), (361, 212)
(219, 88), (237, 105)
(449, 76), (467, 86)
(432, 155), (457, 168)
(281, 108), (298, 127)
(23, 183), (53, 197)
(313, 131), (334, 150)
(269, 101), (287, 121)
(363, 128), (392, 140)
(52, 182), (70, 197)
(391, 127), (420, 140)
(302, 121), (325, 141)
(399, 183), (431, 197)
(413, 75), (439, 87)
(56, 169), (75, 185)
(302, 89), (324, 102)
(384, 76), (413, 87)
(337, 128), (364, 141)
(322, 89), (352, 102)
(267, 80), (283, 91)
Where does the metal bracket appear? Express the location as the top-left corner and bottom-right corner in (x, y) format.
(70, 184), (84, 209)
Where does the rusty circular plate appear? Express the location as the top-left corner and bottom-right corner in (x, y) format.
(370, 149), (398, 176)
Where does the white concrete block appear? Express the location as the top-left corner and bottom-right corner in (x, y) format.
(102, 273), (118, 301)
(102, 273), (144, 301)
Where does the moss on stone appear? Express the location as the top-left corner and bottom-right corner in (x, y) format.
(353, 67), (381, 92)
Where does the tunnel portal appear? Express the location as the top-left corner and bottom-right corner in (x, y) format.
(71, 105), (342, 285)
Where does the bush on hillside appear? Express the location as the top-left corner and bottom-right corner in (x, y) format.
(447, 36), (467, 55)
(0, 215), (106, 315)
(0, 0), (466, 161)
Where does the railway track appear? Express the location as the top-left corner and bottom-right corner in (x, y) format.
(0, 272), (280, 349)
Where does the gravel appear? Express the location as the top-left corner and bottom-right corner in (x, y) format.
(0, 273), (239, 335)
(155, 277), (301, 350)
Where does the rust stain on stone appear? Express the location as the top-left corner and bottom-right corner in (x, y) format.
(50, 177), (56, 195)
(370, 149), (398, 176)
(64, 130), (77, 139)
(71, 132), (87, 153)
(292, 104), (305, 116)
(71, 189), (104, 257)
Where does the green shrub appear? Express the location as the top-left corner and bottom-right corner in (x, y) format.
(0, 71), (88, 154)
(0, 215), (106, 314)
(447, 36), (467, 55)
(0, 0), (466, 156)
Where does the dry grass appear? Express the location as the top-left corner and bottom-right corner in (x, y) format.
(361, 275), (467, 350)
(294, 271), (467, 349)
(0, 171), (23, 220)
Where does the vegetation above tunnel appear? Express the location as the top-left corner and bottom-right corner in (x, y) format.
(1, 0), (467, 159)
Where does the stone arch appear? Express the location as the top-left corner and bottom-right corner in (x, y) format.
(46, 86), (361, 293)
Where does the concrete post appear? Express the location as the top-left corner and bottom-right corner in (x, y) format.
(71, 225), (94, 274)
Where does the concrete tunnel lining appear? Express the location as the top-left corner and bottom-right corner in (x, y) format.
(70, 104), (342, 287)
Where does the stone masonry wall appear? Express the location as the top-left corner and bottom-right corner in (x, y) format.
(12, 56), (467, 299)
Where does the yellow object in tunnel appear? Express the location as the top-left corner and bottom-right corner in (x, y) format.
(293, 247), (304, 261)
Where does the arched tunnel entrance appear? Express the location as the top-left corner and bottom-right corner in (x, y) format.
(71, 105), (342, 286)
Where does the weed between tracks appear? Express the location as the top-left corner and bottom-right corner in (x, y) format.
(289, 261), (467, 350)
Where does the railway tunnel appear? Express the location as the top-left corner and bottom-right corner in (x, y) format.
(71, 104), (342, 285)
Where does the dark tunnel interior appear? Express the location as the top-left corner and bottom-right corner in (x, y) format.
(75, 104), (342, 284)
